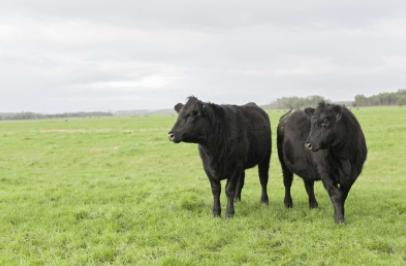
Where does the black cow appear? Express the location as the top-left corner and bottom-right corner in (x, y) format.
(277, 102), (367, 223)
(169, 97), (271, 218)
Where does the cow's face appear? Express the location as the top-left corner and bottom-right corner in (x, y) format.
(168, 97), (210, 144)
(305, 104), (343, 152)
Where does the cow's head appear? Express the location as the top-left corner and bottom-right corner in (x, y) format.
(305, 102), (344, 152)
(168, 97), (211, 144)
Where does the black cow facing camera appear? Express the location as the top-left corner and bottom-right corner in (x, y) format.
(277, 102), (367, 224)
(169, 97), (272, 218)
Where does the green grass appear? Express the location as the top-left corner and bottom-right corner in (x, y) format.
(0, 107), (405, 265)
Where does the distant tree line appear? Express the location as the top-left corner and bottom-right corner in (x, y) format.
(267, 89), (406, 109)
(354, 89), (406, 107)
(1, 89), (404, 120)
(267, 95), (327, 109)
(0, 112), (113, 121)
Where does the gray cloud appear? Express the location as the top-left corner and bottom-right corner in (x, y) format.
(1, 1), (406, 112)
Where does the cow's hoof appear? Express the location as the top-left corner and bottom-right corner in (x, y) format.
(284, 198), (293, 208)
(213, 210), (221, 218)
(309, 201), (318, 209)
(261, 195), (269, 205)
(335, 216), (345, 224)
(225, 212), (234, 219)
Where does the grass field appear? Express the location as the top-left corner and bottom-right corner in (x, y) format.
(0, 106), (405, 265)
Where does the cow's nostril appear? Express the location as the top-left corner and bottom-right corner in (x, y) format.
(305, 142), (312, 150)
(168, 132), (175, 141)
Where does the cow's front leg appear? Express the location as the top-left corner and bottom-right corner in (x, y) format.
(209, 178), (221, 217)
(314, 152), (344, 223)
(321, 177), (344, 224)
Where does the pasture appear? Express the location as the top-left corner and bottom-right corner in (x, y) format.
(0, 107), (405, 265)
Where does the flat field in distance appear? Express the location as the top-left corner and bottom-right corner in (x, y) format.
(0, 107), (405, 265)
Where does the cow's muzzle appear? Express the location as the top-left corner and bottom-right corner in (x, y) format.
(168, 131), (181, 143)
(305, 141), (320, 152)
(304, 142), (313, 151)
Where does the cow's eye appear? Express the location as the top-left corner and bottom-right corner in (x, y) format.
(192, 110), (199, 116)
(321, 120), (329, 127)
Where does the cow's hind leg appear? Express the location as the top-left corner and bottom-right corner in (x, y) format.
(337, 182), (353, 220)
(258, 160), (270, 204)
(234, 172), (245, 202)
(225, 167), (244, 218)
(283, 167), (294, 208)
(225, 178), (236, 218)
(340, 182), (353, 203)
(209, 178), (221, 217)
(304, 179), (318, 209)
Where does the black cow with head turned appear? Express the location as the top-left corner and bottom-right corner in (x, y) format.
(277, 102), (367, 224)
(169, 97), (271, 218)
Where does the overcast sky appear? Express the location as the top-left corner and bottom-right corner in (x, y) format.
(1, 1), (406, 112)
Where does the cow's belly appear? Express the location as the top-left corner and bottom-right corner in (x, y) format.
(244, 138), (270, 169)
(284, 140), (319, 180)
(285, 159), (318, 180)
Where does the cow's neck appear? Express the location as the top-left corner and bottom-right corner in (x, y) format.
(203, 134), (228, 158)
(200, 127), (233, 170)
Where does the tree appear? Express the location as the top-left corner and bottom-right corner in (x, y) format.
(353, 89), (406, 107)
(397, 96), (406, 106)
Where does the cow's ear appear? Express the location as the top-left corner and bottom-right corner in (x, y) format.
(304, 107), (315, 116)
(334, 106), (343, 121)
(174, 103), (184, 113)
